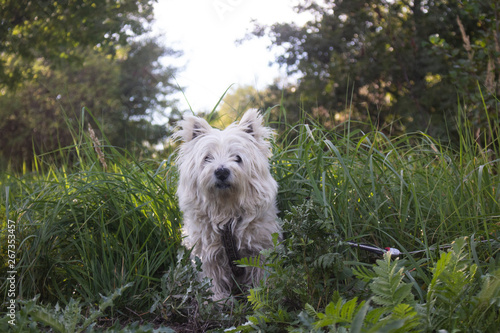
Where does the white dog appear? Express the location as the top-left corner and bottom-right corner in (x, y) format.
(174, 109), (280, 300)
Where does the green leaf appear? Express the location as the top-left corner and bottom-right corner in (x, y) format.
(29, 306), (67, 333)
(350, 299), (370, 333)
(304, 303), (317, 317)
(369, 252), (414, 309)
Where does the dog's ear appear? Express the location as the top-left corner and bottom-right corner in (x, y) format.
(174, 115), (212, 142)
(238, 109), (272, 142)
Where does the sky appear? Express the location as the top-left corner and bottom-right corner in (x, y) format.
(152, 0), (312, 113)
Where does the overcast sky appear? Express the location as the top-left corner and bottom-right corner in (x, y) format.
(152, 0), (312, 113)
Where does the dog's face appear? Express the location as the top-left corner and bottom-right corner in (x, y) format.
(174, 109), (276, 218)
(196, 131), (250, 192)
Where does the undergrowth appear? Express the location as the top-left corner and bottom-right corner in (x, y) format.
(230, 205), (499, 332)
(1, 103), (499, 332)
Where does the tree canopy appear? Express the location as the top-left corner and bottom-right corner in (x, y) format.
(0, 0), (183, 171)
(247, 0), (499, 141)
(0, 0), (156, 89)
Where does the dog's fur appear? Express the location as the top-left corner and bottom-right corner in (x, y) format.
(174, 109), (280, 299)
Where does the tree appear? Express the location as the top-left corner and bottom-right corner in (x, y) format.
(0, 0), (155, 89)
(217, 83), (301, 132)
(429, 0), (500, 146)
(0, 0), (185, 171)
(248, 0), (498, 140)
(0, 39), (183, 171)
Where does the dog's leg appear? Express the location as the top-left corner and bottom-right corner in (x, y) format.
(202, 252), (233, 300)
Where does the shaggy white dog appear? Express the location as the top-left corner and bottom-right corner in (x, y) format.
(174, 109), (280, 300)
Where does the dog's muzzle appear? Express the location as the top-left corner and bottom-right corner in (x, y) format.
(214, 167), (231, 189)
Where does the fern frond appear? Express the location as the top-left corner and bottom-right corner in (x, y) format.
(248, 288), (269, 311)
(475, 268), (500, 309)
(389, 303), (420, 332)
(391, 303), (418, 319)
(364, 306), (386, 325)
(315, 297), (363, 328)
(237, 255), (263, 269)
(313, 252), (342, 270)
(427, 237), (476, 307)
(304, 303), (317, 317)
(423, 237), (484, 331)
(353, 264), (377, 282)
(370, 252), (414, 309)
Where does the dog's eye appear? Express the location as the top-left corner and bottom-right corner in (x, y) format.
(235, 155), (242, 163)
(204, 155), (213, 163)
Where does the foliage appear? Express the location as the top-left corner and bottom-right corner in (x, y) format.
(0, 0), (184, 172)
(311, 238), (500, 332)
(246, 0), (499, 141)
(0, 38), (183, 172)
(223, 106), (499, 332)
(0, 283), (176, 332)
(0, 0), (156, 89)
(355, 254), (414, 310)
(423, 237), (500, 332)
(224, 200), (347, 332)
(1, 106), (499, 331)
(429, 0), (500, 146)
(149, 250), (216, 328)
(262, 201), (346, 311)
(230, 204), (419, 332)
(147, 249), (255, 331)
(232, 236), (498, 332)
(270, 112), (499, 261)
(0, 116), (181, 309)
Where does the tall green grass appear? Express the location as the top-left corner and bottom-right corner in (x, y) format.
(1, 112), (181, 309)
(1, 102), (499, 331)
(272, 106), (499, 260)
(229, 105), (500, 332)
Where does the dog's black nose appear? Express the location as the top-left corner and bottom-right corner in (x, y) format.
(214, 167), (230, 181)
